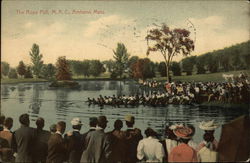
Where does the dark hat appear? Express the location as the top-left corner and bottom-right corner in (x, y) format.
(97, 116), (108, 124)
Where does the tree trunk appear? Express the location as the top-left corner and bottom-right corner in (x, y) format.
(165, 61), (170, 82)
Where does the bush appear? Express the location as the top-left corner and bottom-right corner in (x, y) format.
(8, 69), (18, 79)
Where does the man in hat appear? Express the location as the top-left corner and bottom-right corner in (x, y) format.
(124, 115), (143, 163)
(197, 120), (219, 151)
(65, 117), (84, 163)
(80, 116), (111, 163)
(169, 126), (198, 162)
(47, 121), (68, 163)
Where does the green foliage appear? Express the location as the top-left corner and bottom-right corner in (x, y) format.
(182, 56), (196, 75)
(89, 60), (105, 77)
(102, 60), (115, 73)
(171, 62), (181, 76)
(113, 43), (130, 78)
(8, 68), (18, 79)
(29, 44), (43, 77)
(158, 62), (166, 77)
(24, 66), (33, 78)
(41, 64), (56, 79)
(17, 61), (26, 77)
(1, 62), (10, 76)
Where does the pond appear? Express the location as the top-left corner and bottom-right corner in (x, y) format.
(1, 80), (249, 143)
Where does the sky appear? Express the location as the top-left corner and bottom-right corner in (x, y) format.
(1, 0), (249, 67)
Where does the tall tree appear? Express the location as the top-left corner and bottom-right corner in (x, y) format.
(29, 43), (43, 78)
(41, 64), (56, 79)
(1, 62), (10, 76)
(113, 43), (130, 78)
(146, 24), (194, 81)
(131, 58), (155, 80)
(56, 56), (72, 80)
(17, 61), (26, 77)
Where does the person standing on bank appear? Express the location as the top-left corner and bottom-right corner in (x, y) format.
(33, 117), (51, 163)
(65, 117), (84, 163)
(137, 128), (164, 162)
(124, 115), (143, 163)
(80, 116), (112, 163)
(82, 117), (97, 151)
(47, 121), (68, 163)
(169, 126), (198, 162)
(12, 113), (36, 162)
(0, 117), (13, 147)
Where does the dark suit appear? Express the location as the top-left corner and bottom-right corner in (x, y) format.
(33, 129), (51, 163)
(124, 128), (143, 163)
(64, 130), (83, 163)
(0, 137), (12, 162)
(80, 129), (111, 163)
(47, 133), (67, 163)
(12, 125), (36, 162)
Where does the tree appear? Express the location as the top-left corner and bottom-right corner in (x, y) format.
(56, 56), (72, 80)
(102, 60), (115, 73)
(8, 68), (18, 79)
(17, 61), (26, 77)
(158, 62), (166, 77)
(113, 43), (130, 78)
(1, 62), (10, 76)
(146, 24), (194, 81)
(182, 56), (196, 75)
(89, 60), (105, 77)
(29, 43), (43, 78)
(131, 58), (155, 80)
(171, 62), (181, 76)
(24, 66), (33, 78)
(206, 55), (219, 73)
(41, 64), (56, 79)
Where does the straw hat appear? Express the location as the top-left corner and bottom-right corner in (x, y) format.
(199, 120), (219, 131)
(173, 126), (193, 139)
(125, 115), (135, 123)
(71, 117), (82, 126)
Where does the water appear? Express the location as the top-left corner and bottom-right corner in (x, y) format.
(1, 80), (249, 143)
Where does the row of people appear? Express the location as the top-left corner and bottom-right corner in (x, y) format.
(0, 114), (222, 163)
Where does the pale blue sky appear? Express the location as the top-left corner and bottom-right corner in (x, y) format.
(1, 0), (249, 66)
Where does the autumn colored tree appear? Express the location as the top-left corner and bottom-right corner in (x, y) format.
(131, 58), (155, 80)
(17, 61), (26, 77)
(56, 56), (72, 80)
(30, 43), (43, 78)
(146, 24), (194, 81)
(24, 66), (33, 78)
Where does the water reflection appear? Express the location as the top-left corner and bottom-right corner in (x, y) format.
(28, 84), (43, 119)
(55, 89), (70, 120)
(17, 85), (26, 103)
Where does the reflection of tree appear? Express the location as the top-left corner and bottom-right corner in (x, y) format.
(55, 89), (70, 119)
(1, 85), (10, 99)
(81, 81), (103, 91)
(17, 85), (26, 103)
(29, 84), (42, 116)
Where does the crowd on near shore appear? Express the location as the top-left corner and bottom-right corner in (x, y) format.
(0, 113), (233, 163)
(88, 78), (250, 108)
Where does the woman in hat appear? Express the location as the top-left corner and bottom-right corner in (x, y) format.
(197, 120), (219, 152)
(163, 125), (178, 161)
(169, 126), (198, 162)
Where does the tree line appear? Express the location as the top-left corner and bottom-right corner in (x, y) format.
(1, 40), (249, 81)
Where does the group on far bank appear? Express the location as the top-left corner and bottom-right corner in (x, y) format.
(0, 114), (248, 163)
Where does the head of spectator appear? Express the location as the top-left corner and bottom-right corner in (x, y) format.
(114, 119), (123, 130)
(36, 117), (45, 130)
(0, 115), (5, 126)
(3, 117), (13, 130)
(203, 132), (214, 143)
(125, 115), (135, 128)
(97, 116), (108, 129)
(199, 120), (218, 135)
(187, 124), (196, 137)
(145, 127), (158, 138)
(173, 126), (193, 144)
(50, 124), (56, 134)
(166, 125), (177, 140)
(19, 113), (30, 126)
(56, 121), (66, 135)
(89, 117), (98, 128)
(71, 117), (82, 131)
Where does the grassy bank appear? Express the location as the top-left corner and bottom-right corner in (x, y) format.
(1, 78), (48, 84)
(154, 70), (250, 82)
